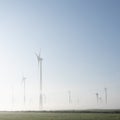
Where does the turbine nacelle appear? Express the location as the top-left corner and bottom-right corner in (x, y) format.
(22, 76), (27, 84)
(35, 53), (43, 65)
(22, 76), (26, 81)
(96, 93), (99, 96)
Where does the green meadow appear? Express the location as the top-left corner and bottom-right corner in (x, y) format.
(0, 112), (120, 120)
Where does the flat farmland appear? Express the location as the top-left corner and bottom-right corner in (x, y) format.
(0, 112), (120, 120)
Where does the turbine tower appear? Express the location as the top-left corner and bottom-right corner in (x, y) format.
(11, 86), (14, 110)
(22, 76), (27, 106)
(104, 88), (107, 104)
(77, 97), (79, 105)
(96, 93), (99, 104)
(99, 96), (102, 104)
(68, 91), (72, 104)
(36, 51), (43, 109)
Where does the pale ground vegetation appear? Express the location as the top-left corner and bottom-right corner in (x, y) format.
(0, 112), (120, 120)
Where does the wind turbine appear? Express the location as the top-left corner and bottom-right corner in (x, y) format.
(99, 96), (102, 104)
(104, 88), (107, 104)
(11, 86), (14, 111)
(22, 76), (27, 106)
(43, 94), (46, 104)
(77, 97), (79, 105)
(96, 93), (99, 104)
(36, 51), (43, 109)
(68, 91), (72, 104)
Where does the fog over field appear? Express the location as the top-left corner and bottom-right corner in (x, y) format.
(0, 0), (120, 111)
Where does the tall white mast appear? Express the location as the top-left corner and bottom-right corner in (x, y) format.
(105, 88), (107, 104)
(68, 91), (72, 104)
(36, 51), (43, 109)
(96, 93), (99, 104)
(22, 76), (26, 106)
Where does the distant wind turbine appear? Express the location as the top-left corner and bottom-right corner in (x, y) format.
(104, 88), (107, 104)
(96, 93), (99, 104)
(68, 91), (72, 104)
(99, 96), (102, 104)
(43, 94), (46, 104)
(22, 76), (27, 106)
(77, 97), (79, 105)
(36, 51), (43, 109)
(11, 86), (14, 110)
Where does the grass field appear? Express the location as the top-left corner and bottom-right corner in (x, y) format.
(0, 112), (120, 120)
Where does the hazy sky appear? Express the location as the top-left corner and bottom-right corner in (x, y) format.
(0, 0), (120, 110)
